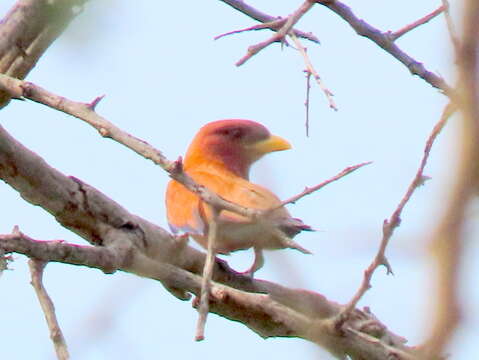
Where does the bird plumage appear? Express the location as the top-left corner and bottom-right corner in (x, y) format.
(165, 119), (312, 274)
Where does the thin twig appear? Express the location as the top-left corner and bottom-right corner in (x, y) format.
(219, 0), (319, 44)
(304, 70), (311, 136)
(215, 19), (286, 40)
(236, 0), (316, 66)
(195, 208), (220, 341)
(28, 259), (70, 360)
(339, 102), (456, 319)
(290, 33), (337, 111)
(316, 0), (453, 95)
(390, 5), (445, 41)
(276, 161), (372, 209)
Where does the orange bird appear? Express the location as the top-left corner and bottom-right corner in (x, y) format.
(165, 120), (312, 275)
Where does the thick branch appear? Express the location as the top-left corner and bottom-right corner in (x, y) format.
(1, 230), (417, 360)
(0, 0), (88, 108)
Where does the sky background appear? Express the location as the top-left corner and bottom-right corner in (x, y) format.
(0, 0), (477, 359)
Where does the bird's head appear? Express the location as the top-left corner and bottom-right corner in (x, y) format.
(184, 119), (291, 179)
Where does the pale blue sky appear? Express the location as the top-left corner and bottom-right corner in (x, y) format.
(0, 1), (477, 359)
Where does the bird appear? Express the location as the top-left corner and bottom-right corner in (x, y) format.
(165, 119), (312, 275)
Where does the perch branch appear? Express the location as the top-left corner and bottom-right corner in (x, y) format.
(0, 228), (419, 360)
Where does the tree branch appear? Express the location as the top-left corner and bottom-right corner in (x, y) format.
(276, 161), (372, 209)
(236, 0), (316, 66)
(0, 229), (419, 360)
(290, 33), (338, 111)
(28, 257), (70, 360)
(195, 208), (220, 341)
(0, 0), (88, 108)
(316, 0), (453, 95)
(218, 0), (319, 44)
(390, 5), (445, 41)
(341, 102), (456, 318)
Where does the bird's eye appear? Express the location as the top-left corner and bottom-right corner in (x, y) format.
(220, 128), (243, 139)
(230, 128), (243, 139)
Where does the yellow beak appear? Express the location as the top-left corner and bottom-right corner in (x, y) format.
(251, 134), (292, 154)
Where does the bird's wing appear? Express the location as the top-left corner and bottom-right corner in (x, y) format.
(190, 169), (290, 223)
(166, 168), (311, 239)
(165, 179), (206, 235)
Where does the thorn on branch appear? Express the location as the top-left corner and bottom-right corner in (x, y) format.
(416, 175), (432, 187)
(382, 258), (394, 276)
(98, 127), (110, 137)
(87, 94), (105, 110)
(169, 156), (184, 176)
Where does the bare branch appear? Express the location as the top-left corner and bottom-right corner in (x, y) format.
(0, 0), (88, 108)
(195, 208), (220, 341)
(1, 229), (420, 359)
(218, 0), (319, 44)
(316, 0), (453, 95)
(340, 102), (456, 318)
(236, 0), (316, 66)
(28, 258), (70, 360)
(277, 161), (372, 209)
(215, 19), (286, 41)
(290, 33), (337, 111)
(390, 5), (445, 41)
